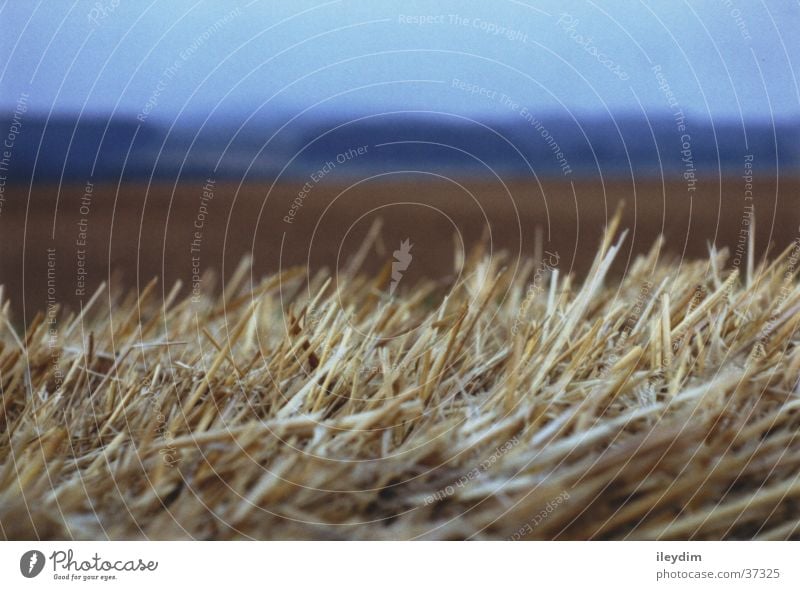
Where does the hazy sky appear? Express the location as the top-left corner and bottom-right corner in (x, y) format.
(1, 0), (798, 122)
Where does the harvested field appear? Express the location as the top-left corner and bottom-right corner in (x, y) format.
(3, 176), (798, 313)
(2, 210), (800, 540)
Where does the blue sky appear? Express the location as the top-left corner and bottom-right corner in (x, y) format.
(1, 0), (798, 123)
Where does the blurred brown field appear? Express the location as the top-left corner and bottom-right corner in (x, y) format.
(2, 175), (799, 315)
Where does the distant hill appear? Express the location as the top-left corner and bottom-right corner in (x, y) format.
(1, 111), (797, 184)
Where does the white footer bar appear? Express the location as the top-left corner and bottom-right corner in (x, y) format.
(1, 541), (797, 588)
